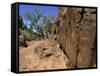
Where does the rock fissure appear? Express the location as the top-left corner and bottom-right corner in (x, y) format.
(51, 7), (96, 68)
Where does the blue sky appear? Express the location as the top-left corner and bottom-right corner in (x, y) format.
(19, 5), (59, 17)
(19, 4), (59, 27)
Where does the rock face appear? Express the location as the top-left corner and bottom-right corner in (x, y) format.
(51, 7), (97, 68)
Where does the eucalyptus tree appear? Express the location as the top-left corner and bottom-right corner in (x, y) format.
(24, 9), (43, 40)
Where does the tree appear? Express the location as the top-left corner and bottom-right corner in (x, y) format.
(24, 9), (56, 40)
(24, 9), (43, 40)
(43, 15), (55, 38)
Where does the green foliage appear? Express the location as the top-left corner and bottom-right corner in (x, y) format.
(37, 26), (44, 39)
(43, 15), (55, 38)
(24, 9), (44, 40)
(44, 19), (52, 33)
(19, 9), (56, 47)
(19, 16), (35, 47)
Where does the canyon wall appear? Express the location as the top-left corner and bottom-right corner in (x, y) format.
(51, 7), (96, 68)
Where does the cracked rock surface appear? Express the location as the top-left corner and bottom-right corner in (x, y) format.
(51, 7), (96, 68)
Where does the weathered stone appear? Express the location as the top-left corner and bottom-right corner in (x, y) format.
(51, 7), (97, 68)
(19, 39), (70, 71)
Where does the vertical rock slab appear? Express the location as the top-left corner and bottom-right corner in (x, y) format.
(77, 8), (96, 68)
(51, 7), (97, 68)
(58, 8), (80, 66)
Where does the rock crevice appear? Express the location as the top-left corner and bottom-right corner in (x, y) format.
(51, 7), (96, 68)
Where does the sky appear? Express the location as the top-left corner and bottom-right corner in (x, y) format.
(19, 4), (59, 27)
